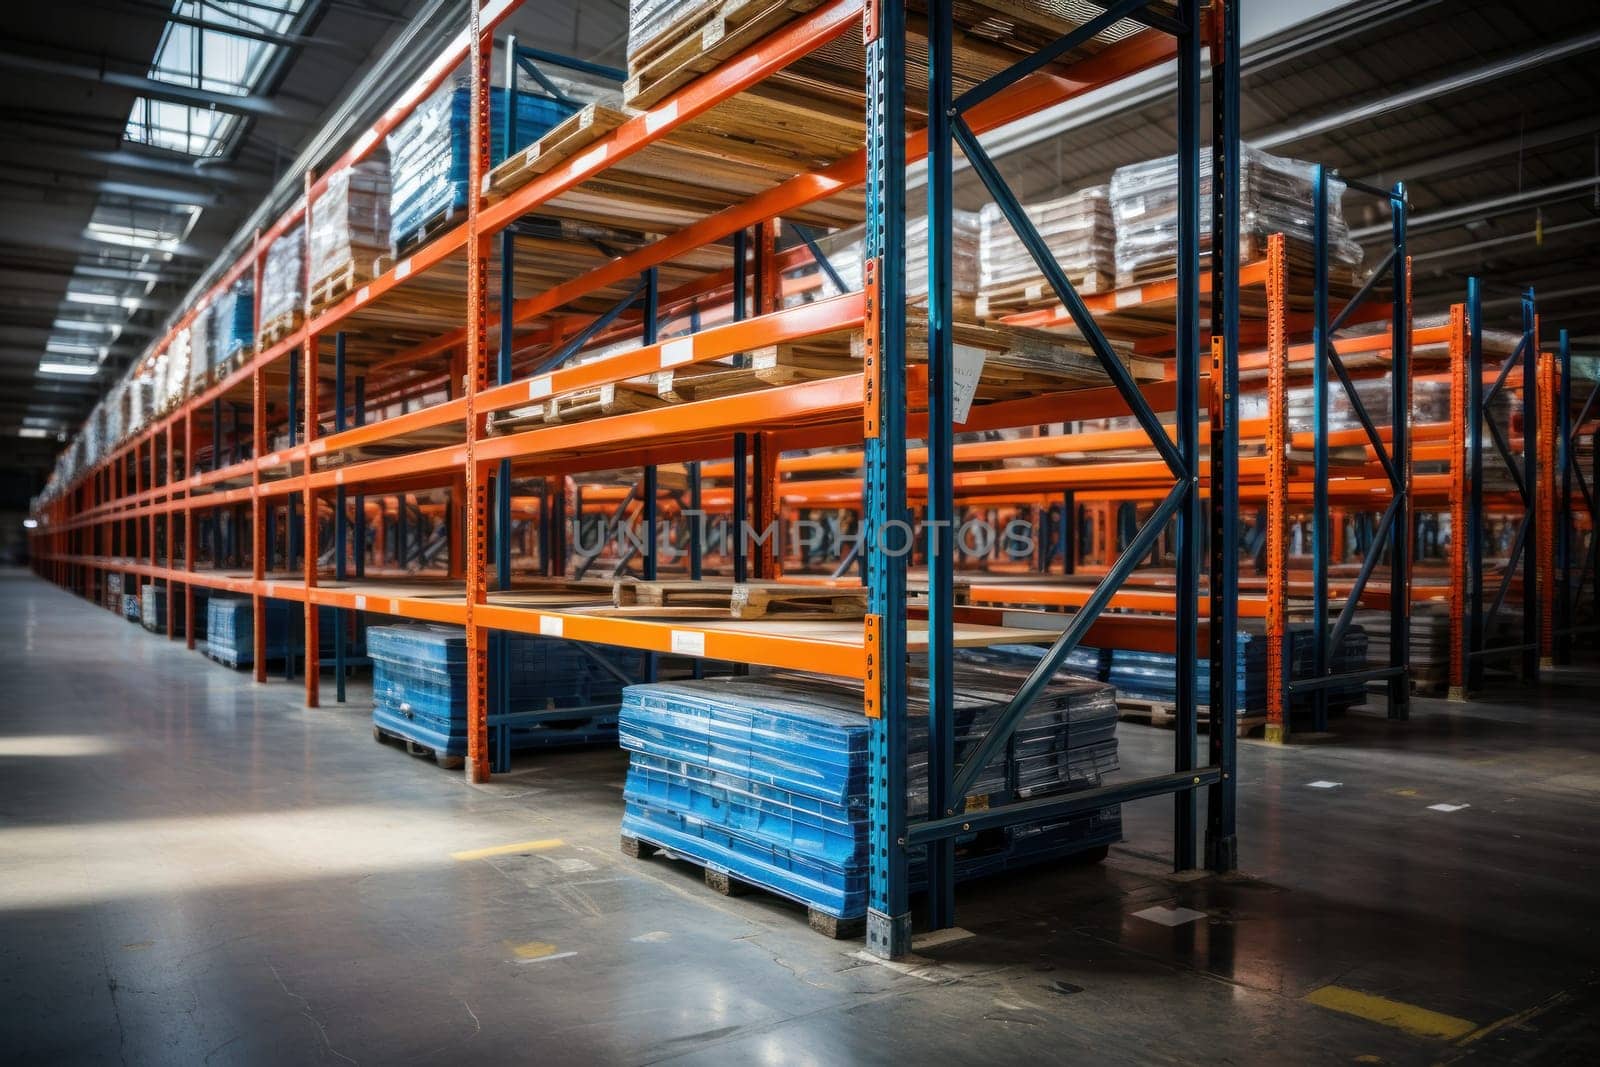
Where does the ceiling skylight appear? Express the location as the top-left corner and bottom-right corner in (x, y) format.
(124, 0), (309, 157)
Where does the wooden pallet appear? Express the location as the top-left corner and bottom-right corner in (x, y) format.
(308, 256), (380, 313)
(975, 271), (1115, 319)
(613, 578), (868, 619)
(257, 309), (302, 349)
(372, 723), (465, 770)
(621, 832), (863, 939)
(1116, 697), (1268, 738)
(487, 103), (632, 199)
(624, 0), (826, 111)
(395, 206), (462, 256)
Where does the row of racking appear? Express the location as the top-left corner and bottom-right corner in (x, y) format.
(25, 0), (1597, 954)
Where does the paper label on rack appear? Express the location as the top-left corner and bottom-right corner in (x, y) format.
(645, 100), (677, 133)
(660, 337), (695, 367)
(354, 595), (367, 610)
(539, 616), (563, 637)
(265, 453), (280, 467)
(356, 286), (370, 304)
(952, 345), (985, 425)
(670, 629), (705, 656)
(570, 144), (608, 178)
(1115, 287), (1142, 308)
(310, 440), (327, 454)
(265, 581), (276, 596)
(388, 598), (400, 613)
(335, 469), (345, 485)
(528, 375), (553, 400)
(395, 258), (412, 280)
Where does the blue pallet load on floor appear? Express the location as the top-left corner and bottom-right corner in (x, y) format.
(368, 624), (647, 768)
(140, 583), (208, 637)
(386, 82), (576, 250)
(618, 663), (1122, 925)
(990, 621), (1369, 714)
(204, 598), (365, 669)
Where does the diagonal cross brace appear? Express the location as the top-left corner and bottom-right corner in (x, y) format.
(952, 118), (1185, 477)
(949, 479), (1187, 801)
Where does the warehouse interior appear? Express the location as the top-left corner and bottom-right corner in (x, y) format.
(3, 0), (1598, 1062)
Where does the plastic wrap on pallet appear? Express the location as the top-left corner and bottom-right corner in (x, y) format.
(626, 0), (715, 62)
(977, 185), (1115, 317)
(213, 277), (254, 362)
(790, 212), (980, 305)
(205, 598), (361, 669)
(309, 158), (391, 288)
(164, 328), (192, 410)
(619, 665), (1121, 918)
(188, 301), (213, 394)
(368, 623), (645, 756)
(387, 81), (576, 252)
(1110, 144), (1363, 283)
(259, 224), (305, 326)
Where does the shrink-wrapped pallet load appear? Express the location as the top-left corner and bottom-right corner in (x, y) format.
(257, 224), (305, 339)
(977, 185), (1115, 318)
(387, 78), (575, 252)
(1110, 144), (1363, 286)
(787, 211), (981, 312)
(187, 301), (213, 395)
(308, 159), (390, 306)
(213, 276), (254, 368)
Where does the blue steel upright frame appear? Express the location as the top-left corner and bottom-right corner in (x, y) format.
(1555, 330), (1600, 661)
(1464, 281), (1540, 690)
(1288, 171), (1410, 729)
(864, 0), (1237, 959)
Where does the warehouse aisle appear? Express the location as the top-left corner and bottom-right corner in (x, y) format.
(2, 569), (1597, 1065)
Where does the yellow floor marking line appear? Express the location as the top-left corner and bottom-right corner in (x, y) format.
(508, 941), (577, 964)
(451, 838), (564, 861)
(1304, 985), (1477, 1041)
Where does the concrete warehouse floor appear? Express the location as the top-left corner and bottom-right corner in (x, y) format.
(1, 568), (1597, 1065)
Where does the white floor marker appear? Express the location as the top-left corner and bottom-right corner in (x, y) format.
(1132, 905), (1207, 927)
(1307, 780), (1343, 789)
(1428, 802), (1470, 813)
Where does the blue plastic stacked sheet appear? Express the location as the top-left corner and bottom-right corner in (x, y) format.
(387, 82), (576, 250)
(619, 665), (1122, 920)
(367, 624), (645, 756)
(141, 583), (207, 636)
(213, 278), (254, 361)
(205, 598), (363, 669)
(991, 624), (1369, 713)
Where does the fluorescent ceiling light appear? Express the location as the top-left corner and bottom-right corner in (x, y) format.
(65, 290), (142, 312)
(52, 319), (123, 336)
(22, 517), (40, 527)
(18, 429), (50, 440)
(45, 341), (101, 358)
(38, 361), (101, 377)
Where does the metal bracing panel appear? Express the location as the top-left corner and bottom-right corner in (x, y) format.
(1287, 170), (1410, 729)
(874, 0), (1233, 954)
(1465, 280), (1541, 691)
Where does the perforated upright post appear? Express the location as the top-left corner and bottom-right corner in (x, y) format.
(463, 0), (493, 782)
(862, 0), (911, 961)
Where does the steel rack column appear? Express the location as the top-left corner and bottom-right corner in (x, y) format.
(643, 267), (660, 681)
(1310, 164), (1332, 730)
(732, 433), (749, 583)
(166, 422), (176, 640)
(1523, 289), (1540, 681)
(1539, 343), (1557, 667)
(355, 376), (366, 579)
(493, 83), (519, 763)
(1176, 0), (1205, 872)
(463, 0), (492, 782)
(1263, 236), (1289, 740)
(1467, 278), (1484, 691)
(303, 318), (321, 699)
(863, 0), (911, 962)
(753, 432), (779, 579)
(1387, 183), (1411, 720)
(252, 248), (268, 679)
(1448, 303), (1469, 699)
(333, 332), (349, 704)
(924, 0), (957, 932)
(185, 411), (196, 651)
(1556, 329), (1572, 662)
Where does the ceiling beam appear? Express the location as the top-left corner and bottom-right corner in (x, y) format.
(0, 46), (321, 123)
(1256, 28), (1600, 150)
